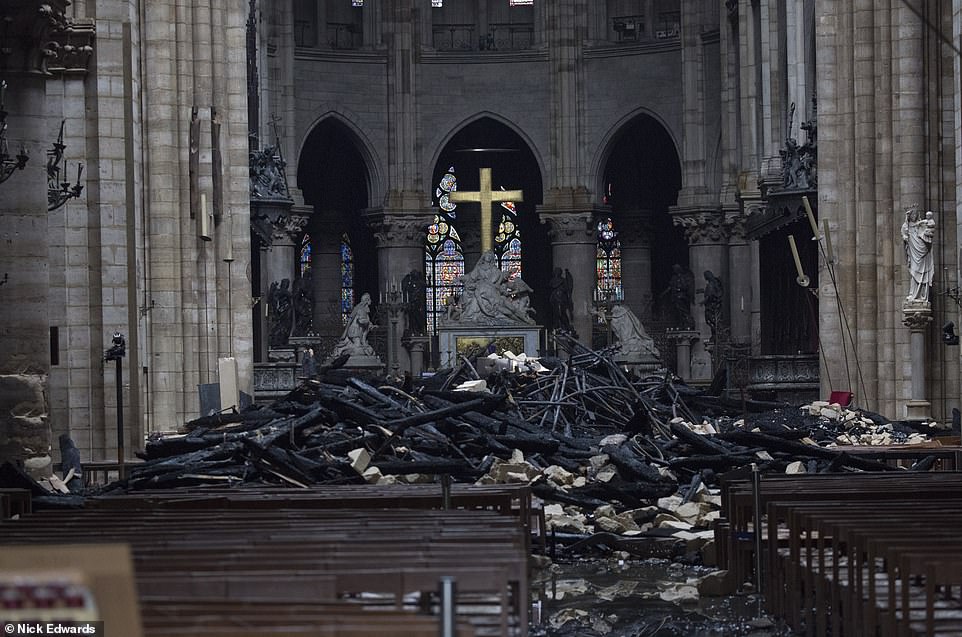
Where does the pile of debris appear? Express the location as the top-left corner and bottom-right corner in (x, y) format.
(5, 341), (950, 555)
(60, 342), (942, 548)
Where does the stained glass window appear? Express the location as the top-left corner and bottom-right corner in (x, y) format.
(299, 234), (312, 276)
(595, 218), (624, 320)
(426, 166), (525, 333)
(425, 217), (464, 335)
(495, 200), (522, 280)
(341, 234), (354, 325)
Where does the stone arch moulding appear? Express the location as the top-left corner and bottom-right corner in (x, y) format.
(424, 110), (547, 195)
(297, 109), (386, 207)
(589, 106), (682, 205)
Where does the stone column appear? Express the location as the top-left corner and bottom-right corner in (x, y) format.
(0, 2), (75, 464)
(903, 307), (932, 421)
(364, 207), (433, 370)
(725, 210), (754, 347)
(668, 330), (700, 381)
(258, 202), (308, 360)
(617, 209), (654, 320)
(0, 75), (51, 464)
(542, 210), (597, 346)
(673, 210), (729, 383)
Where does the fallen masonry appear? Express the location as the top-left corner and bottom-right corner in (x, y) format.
(0, 343), (958, 636)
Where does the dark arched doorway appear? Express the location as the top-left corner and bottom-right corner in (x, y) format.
(295, 118), (377, 351)
(599, 113), (684, 347)
(427, 117), (547, 336)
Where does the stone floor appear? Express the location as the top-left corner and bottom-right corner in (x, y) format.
(530, 557), (792, 637)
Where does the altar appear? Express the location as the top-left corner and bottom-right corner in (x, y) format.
(438, 325), (543, 368)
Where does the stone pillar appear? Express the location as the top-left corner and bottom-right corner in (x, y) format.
(0, 75), (51, 464)
(257, 201), (308, 360)
(673, 210), (729, 383)
(725, 210), (754, 347)
(542, 210), (597, 346)
(668, 330), (700, 382)
(403, 335), (430, 376)
(903, 307), (932, 421)
(617, 209), (654, 320)
(364, 207), (433, 371)
(0, 2), (77, 463)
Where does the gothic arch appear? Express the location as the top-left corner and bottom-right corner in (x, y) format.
(297, 110), (385, 206)
(590, 107), (682, 204)
(425, 111), (546, 195)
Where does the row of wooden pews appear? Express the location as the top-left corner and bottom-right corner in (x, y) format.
(716, 471), (962, 636)
(0, 484), (534, 636)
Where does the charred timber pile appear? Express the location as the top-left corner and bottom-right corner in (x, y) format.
(4, 338), (942, 552)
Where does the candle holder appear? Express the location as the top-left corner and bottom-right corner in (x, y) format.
(47, 119), (84, 211)
(0, 81), (30, 186)
(380, 283), (407, 378)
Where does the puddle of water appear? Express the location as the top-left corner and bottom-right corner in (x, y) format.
(530, 557), (792, 637)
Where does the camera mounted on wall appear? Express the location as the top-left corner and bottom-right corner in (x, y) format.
(104, 332), (126, 361)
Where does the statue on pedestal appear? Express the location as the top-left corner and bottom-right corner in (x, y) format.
(267, 278), (293, 348)
(610, 304), (660, 360)
(901, 204), (936, 304)
(699, 270), (723, 341)
(549, 267), (575, 334)
(443, 251), (536, 326)
(331, 292), (376, 358)
(292, 270), (314, 337)
(661, 263), (695, 329)
(402, 269), (426, 336)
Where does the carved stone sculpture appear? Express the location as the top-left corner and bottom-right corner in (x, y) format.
(402, 269), (426, 336)
(249, 144), (291, 200)
(661, 264), (694, 330)
(443, 251), (536, 326)
(549, 267), (575, 334)
(699, 270), (723, 340)
(901, 204), (936, 304)
(610, 304), (660, 360)
(267, 278), (293, 348)
(292, 270), (314, 336)
(331, 292), (375, 357)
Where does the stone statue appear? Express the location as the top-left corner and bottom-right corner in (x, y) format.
(699, 270), (723, 340)
(267, 278), (293, 348)
(610, 304), (660, 360)
(661, 264), (695, 329)
(402, 269), (426, 336)
(549, 267), (575, 334)
(443, 251), (536, 326)
(331, 292), (375, 357)
(901, 204), (936, 304)
(292, 270), (314, 336)
(249, 144), (291, 199)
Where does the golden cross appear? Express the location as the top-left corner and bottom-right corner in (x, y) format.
(447, 167), (523, 253)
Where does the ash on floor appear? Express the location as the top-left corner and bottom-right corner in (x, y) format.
(531, 557), (792, 637)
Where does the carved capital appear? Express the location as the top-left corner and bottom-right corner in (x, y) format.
(0, 1), (86, 76)
(902, 303), (933, 329)
(672, 211), (729, 245)
(46, 18), (96, 75)
(270, 212), (309, 244)
(723, 210), (753, 240)
(542, 211), (595, 244)
(616, 210), (654, 245)
(363, 209), (432, 249)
